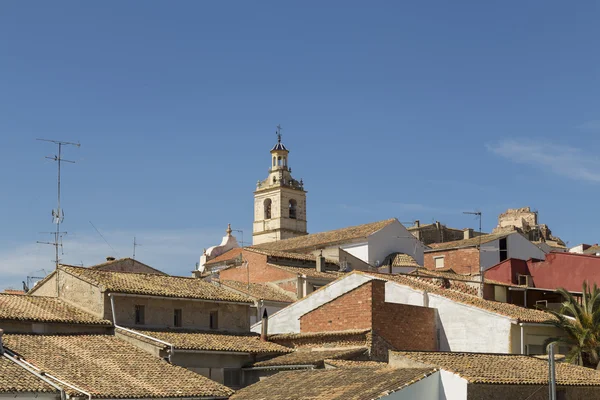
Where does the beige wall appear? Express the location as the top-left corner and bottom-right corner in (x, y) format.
(29, 273), (58, 297)
(510, 324), (567, 355)
(57, 271), (105, 318)
(110, 295), (250, 331)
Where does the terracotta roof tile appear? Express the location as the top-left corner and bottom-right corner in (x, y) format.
(230, 367), (437, 399)
(116, 328), (291, 354)
(392, 351), (600, 385)
(251, 218), (397, 252)
(218, 280), (297, 303)
(0, 294), (111, 325)
(382, 252), (420, 268)
(3, 334), (233, 398)
(59, 266), (252, 303)
(268, 329), (371, 341)
(251, 347), (368, 367)
(268, 264), (344, 280)
(0, 355), (58, 393)
(249, 248), (339, 265)
(87, 258), (166, 275)
(426, 232), (511, 251)
(324, 359), (388, 368)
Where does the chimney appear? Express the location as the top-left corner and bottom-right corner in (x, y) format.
(0, 329), (4, 355)
(388, 257), (393, 274)
(464, 229), (474, 240)
(316, 251), (325, 273)
(414, 220), (420, 228)
(106, 256), (116, 262)
(260, 309), (268, 341)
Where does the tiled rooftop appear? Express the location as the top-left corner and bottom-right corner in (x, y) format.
(250, 348), (368, 368)
(251, 218), (397, 252)
(381, 252), (420, 268)
(230, 367), (437, 399)
(268, 264), (344, 280)
(360, 271), (554, 323)
(59, 265), (253, 303)
(0, 355), (58, 393)
(218, 280), (297, 303)
(3, 334), (233, 398)
(205, 247), (339, 267)
(116, 328), (291, 354)
(269, 329), (371, 341)
(426, 232), (511, 251)
(0, 294), (111, 325)
(392, 351), (600, 385)
(88, 258), (166, 275)
(324, 359), (388, 369)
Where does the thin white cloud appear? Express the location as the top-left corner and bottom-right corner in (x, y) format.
(0, 228), (225, 290)
(487, 140), (600, 183)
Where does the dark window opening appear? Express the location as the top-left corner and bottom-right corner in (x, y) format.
(174, 309), (182, 327)
(135, 305), (145, 325)
(499, 237), (508, 262)
(210, 311), (218, 330)
(289, 199), (297, 219)
(264, 198), (272, 219)
(224, 369), (242, 388)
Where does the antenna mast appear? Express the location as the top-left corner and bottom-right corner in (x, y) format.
(133, 236), (142, 260)
(36, 139), (80, 268)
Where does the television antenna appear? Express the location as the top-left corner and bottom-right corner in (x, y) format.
(36, 139), (80, 267)
(463, 210), (483, 296)
(133, 236), (142, 260)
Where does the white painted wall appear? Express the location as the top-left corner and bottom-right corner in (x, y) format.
(439, 370), (468, 400)
(385, 372), (441, 399)
(384, 283), (513, 353)
(480, 239), (500, 270)
(427, 293), (513, 353)
(250, 273), (373, 334)
(368, 221), (425, 266)
(340, 242), (369, 265)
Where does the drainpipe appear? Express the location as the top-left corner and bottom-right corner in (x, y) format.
(520, 324), (525, 355)
(260, 309), (269, 341)
(108, 293), (175, 362)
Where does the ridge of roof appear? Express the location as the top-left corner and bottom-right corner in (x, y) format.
(426, 232), (514, 251)
(218, 280), (297, 303)
(392, 351), (600, 386)
(58, 265), (253, 303)
(88, 257), (166, 274)
(251, 218), (398, 252)
(267, 263), (344, 280)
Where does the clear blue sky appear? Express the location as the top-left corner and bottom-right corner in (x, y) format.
(1, 1), (599, 289)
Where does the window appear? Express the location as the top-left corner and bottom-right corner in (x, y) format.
(134, 305), (145, 325)
(289, 199), (297, 219)
(210, 311), (218, 330)
(499, 237), (508, 262)
(224, 369), (242, 388)
(277, 156), (282, 166)
(434, 257), (445, 269)
(263, 198), (272, 219)
(174, 309), (182, 327)
(272, 157), (276, 167)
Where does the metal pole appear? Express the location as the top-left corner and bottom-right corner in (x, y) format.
(548, 343), (557, 400)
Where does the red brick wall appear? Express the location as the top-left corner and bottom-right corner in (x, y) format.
(219, 250), (295, 283)
(424, 248), (480, 275)
(300, 280), (437, 351)
(300, 282), (374, 332)
(370, 280), (436, 351)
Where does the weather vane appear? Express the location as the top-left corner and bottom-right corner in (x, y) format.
(276, 124), (282, 143)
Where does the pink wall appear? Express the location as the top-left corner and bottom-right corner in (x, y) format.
(485, 253), (600, 292)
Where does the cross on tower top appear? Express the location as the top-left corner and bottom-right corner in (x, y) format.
(276, 124), (282, 143)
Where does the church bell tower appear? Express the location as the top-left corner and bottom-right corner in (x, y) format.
(252, 126), (307, 245)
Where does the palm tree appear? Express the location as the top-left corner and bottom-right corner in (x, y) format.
(544, 281), (600, 368)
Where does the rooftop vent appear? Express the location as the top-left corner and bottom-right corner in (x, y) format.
(106, 256), (116, 262)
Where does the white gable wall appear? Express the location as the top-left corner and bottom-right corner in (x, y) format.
(340, 242), (369, 264)
(368, 221), (425, 266)
(506, 233), (546, 264)
(440, 370), (468, 400)
(384, 371), (441, 399)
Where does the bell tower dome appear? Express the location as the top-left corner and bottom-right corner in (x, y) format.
(253, 125), (307, 245)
